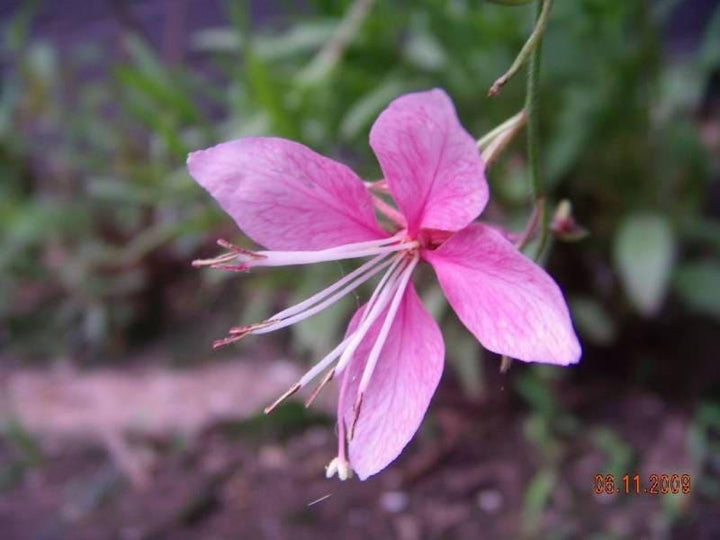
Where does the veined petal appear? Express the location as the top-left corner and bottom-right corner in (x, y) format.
(424, 224), (581, 366)
(339, 283), (444, 480)
(188, 137), (387, 250)
(369, 89), (488, 235)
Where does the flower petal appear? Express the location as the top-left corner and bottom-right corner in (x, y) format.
(369, 89), (488, 235)
(188, 137), (387, 250)
(339, 283), (444, 480)
(424, 224), (581, 365)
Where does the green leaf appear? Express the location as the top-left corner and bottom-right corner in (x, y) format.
(255, 21), (337, 61)
(614, 214), (675, 316)
(522, 469), (557, 534)
(674, 261), (720, 319)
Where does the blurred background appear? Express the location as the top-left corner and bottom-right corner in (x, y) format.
(1, 0), (719, 538)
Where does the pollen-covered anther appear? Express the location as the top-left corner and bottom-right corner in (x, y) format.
(325, 457), (354, 481)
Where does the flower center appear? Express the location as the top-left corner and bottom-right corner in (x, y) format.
(417, 228), (453, 251)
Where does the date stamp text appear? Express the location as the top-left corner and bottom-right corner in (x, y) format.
(593, 474), (692, 495)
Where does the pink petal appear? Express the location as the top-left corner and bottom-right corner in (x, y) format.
(424, 224), (581, 365)
(187, 137), (387, 250)
(369, 89), (488, 235)
(339, 283), (444, 480)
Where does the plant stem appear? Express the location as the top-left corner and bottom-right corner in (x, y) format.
(502, 0), (551, 374)
(525, 0), (550, 260)
(488, 0), (553, 97)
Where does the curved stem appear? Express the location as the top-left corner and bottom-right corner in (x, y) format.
(489, 0), (553, 97)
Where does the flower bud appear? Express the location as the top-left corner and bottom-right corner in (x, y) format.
(550, 200), (589, 242)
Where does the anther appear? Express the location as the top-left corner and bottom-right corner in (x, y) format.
(349, 393), (364, 440)
(209, 263), (250, 272)
(212, 334), (246, 349)
(228, 320), (277, 336)
(192, 252), (237, 267)
(264, 382), (302, 414)
(216, 239), (267, 260)
(305, 369), (335, 408)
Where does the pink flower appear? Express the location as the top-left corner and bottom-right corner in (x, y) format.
(188, 89), (581, 481)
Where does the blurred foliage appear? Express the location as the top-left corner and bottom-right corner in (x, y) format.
(0, 0), (718, 366)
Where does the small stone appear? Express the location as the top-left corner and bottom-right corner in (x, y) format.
(476, 489), (503, 514)
(258, 445), (287, 469)
(380, 490), (409, 513)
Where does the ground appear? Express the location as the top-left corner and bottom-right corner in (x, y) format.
(1, 327), (718, 539)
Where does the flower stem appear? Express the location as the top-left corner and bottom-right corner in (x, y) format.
(525, 0), (551, 261)
(502, 0), (552, 374)
(488, 0), (553, 97)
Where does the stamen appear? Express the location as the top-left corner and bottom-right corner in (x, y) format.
(361, 253), (410, 322)
(194, 235), (406, 270)
(192, 239), (267, 268)
(252, 256), (396, 336)
(349, 393), (363, 440)
(333, 255), (412, 376)
(216, 239), (267, 259)
(211, 321), (277, 349)
(260, 253), (411, 415)
(208, 263), (250, 272)
(348, 253), (419, 437)
(304, 368), (334, 408)
(298, 338), (350, 387)
(212, 334), (246, 349)
(191, 252), (238, 268)
(252, 241), (416, 268)
(228, 320), (277, 336)
(270, 253), (392, 321)
(263, 382), (301, 414)
(214, 254), (397, 350)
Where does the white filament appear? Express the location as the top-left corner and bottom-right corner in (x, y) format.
(296, 253), (409, 387)
(333, 255), (413, 376)
(253, 255), (396, 335)
(355, 253), (419, 395)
